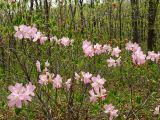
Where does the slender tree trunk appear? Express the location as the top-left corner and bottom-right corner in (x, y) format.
(29, 0), (34, 23)
(0, 35), (5, 71)
(44, 0), (50, 38)
(69, 0), (77, 30)
(131, 0), (140, 43)
(79, 0), (85, 34)
(147, 0), (159, 50)
(109, 1), (113, 40)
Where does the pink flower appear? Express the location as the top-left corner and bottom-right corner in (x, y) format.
(89, 89), (98, 102)
(104, 104), (115, 113)
(111, 46), (121, 57)
(84, 46), (94, 57)
(14, 26), (23, 39)
(132, 50), (146, 65)
(8, 82), (36, 108)
(94, 43), (102, 55)
(104, 104), (118, 120)
(53, 74), (62, 89)
(81, 72), (92, 84)
(91, 75), (106, 89)
(36, 60), (41, 72)
(107, 57), (121, 67)
(82, 40), (92, 49)
(107, 58), (116, 67)
(65, 78), (72, 91)
(33, 32), (41, 42)
(82, 40), (94, 57)
(24, 82), (36, 101)
(8, 83), (25, 108)
(89, 87), (107, 102)
(125, 41), (141, 52)
(39, 73), (49, 85)
(146, 51), (160, 63)
(14, 25), (47, 44)
(60, 37), (72, 46)
(82, 40), (112, 57)
(102, 44), (112, 53)
(40, 36), (48, 44)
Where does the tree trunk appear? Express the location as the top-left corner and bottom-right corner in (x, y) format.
(79, 0), (85, 34)
(131, 0), (140, 43)
(147, 0), (159, 51)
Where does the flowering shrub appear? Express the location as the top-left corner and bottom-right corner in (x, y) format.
(14, 25), (48, 44)
(3, 24), (160, 119)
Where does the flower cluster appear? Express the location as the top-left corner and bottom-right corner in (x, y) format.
(36, 60), (63, 89)
(126, 41), (160, 65)
(131, 50), (146, 65)
(89, 74), (107, 102)
(111, 47), (121, 57)
(146, 51), (160, 63)
(50, 36), (74, 46)
(106, 46), (121, 67)
(75, 72), (107, 103)
(107, 57), (121, 67)
(126, 41), (146, 65)
(8, 82), (36, 108)
(82, 40), (111, 57)
(14, 25), (47, 44)
(82, 40), (121, 67)
(104, 104), (118, 120)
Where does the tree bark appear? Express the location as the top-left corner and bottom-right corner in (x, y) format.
(147, 0), (159, 51)
(131, 0), (140, 43)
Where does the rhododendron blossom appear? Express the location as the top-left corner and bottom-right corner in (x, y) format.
(8, 82), (36, 108)
(14, 25), (47, 44)
(132, 50), (146, 65)
(82, 40), (112, 57)
(52, 74), (63, 89)
(37, 61), (63, 89)
(91, 75), (106, 89)
(111, 46), (121, 57)
(39, 72), (51, 85)
(146, 51), (160, 63)
(82, 40), (94, 57)
(59, 37), (73, 46)
(81, 72), (93, 84)
(104, 104), (118, 120)
(107, 57), (121, 67)
(102, 44), (112, 53)
(93, 43), (103, 55)
(89, 87), (107, 102)
(125, 41), (141, 52)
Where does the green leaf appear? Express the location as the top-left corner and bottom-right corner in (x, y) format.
(47, 83), (52, 90)
(15, 108), (22, 115)
(136, 96), (142, 104)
